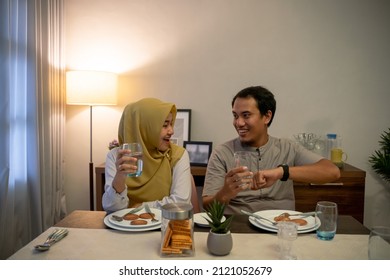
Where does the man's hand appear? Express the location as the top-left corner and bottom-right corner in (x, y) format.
(252, 167), (283, 190)
(214, 166), (254, 203)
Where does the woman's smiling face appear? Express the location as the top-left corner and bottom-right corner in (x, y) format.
(158, 112), (174, 152)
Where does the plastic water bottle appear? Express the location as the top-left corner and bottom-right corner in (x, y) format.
(326, 134), (337, 160)
(327, 134), (346, 167)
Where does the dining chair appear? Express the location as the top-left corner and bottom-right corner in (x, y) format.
(191, 176), (201, 214)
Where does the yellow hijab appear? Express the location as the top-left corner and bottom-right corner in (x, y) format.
(118, 98), (185, 206)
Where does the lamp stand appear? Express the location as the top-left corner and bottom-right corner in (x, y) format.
(89, 106), (94, 210)
(66, 71), (118, 211)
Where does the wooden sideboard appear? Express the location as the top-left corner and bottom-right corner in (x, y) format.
(294, 163), (366, 223)
(95, 163), (366, 223)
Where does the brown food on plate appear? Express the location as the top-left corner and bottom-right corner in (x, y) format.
(123, 213), (139, 220)
(139, 212), (155, 219)
(131, 219), (148, 225)
(273, 214), (308, 226)
(290, 218), (308, 226)
(276, 212), (291, 219)
(274, 215), (290, 222)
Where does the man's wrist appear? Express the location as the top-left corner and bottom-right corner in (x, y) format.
(277, 164), (289, 181)
(215, 192), (230, 205)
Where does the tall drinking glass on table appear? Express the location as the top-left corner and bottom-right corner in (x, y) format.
(315, 201), (338, 241)
(368, 226), (390, 260)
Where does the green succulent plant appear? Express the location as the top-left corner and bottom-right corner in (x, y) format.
(369, 128), (390, 184)
(205, 200), (233, 234)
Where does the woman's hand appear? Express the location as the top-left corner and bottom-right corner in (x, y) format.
(111, 148), (138, 194)
(116, 148), (138, 176)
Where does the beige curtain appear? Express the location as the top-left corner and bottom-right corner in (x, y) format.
(0, 0), (66, 259)
(36, 0), (67, 228)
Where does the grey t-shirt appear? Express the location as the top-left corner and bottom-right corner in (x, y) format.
(202, 136), (323, 214)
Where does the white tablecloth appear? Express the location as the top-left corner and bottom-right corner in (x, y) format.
(8, 227), (368, 260)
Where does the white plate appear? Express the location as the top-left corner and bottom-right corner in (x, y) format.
(248, 210), (320, 233)
(104, 215), (161, 232)
(105, 207), (161, 230)
(250, 217), (320, 234)
(194, 212), (226, 227)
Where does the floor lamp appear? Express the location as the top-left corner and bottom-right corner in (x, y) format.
(66, 71), (118, 210)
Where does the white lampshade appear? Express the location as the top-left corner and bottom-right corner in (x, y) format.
(66, 71), (118, 105)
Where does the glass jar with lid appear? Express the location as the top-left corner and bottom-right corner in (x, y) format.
(160, 203), (194, 257)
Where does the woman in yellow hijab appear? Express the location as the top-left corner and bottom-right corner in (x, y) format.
(102, 98), (192, 212)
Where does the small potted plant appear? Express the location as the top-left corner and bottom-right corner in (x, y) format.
(204, 200), (234, 256)
(369, 128), (390, 187)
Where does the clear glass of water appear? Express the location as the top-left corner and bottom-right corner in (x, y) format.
(277, 221), (298, 260)
(315, 201), (338, 240)
(368, 226), (390, 260)
(122, 143), (143, 177)
(233, 151), (253, 190)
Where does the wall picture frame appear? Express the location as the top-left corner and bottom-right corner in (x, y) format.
(173, 109), (191, 146)
(184, 141), (213, 166)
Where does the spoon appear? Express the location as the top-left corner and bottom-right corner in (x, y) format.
(34, 228), (69, 251)
(241, 210), (278, 226)
(111, 205), (144, 222)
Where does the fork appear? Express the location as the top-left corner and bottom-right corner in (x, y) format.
(241, 210), (279, 226)
(276, 211), (316, 219)
(111, 205), (144, 222)
(144, 204), (159, 223)
(34, 228), (69, 251)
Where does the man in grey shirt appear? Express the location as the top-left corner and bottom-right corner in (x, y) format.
(202, 86), (340, 214)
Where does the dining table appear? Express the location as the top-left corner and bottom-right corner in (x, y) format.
(8, 210), (370, 260)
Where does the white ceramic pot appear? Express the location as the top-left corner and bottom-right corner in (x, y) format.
(207, 230), (233, 256)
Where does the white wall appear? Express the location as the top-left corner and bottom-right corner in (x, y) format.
(65, 0), (390, 228)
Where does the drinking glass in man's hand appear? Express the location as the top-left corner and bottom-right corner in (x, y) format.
(233, 151), (253, 190)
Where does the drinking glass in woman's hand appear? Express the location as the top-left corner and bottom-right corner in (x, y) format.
(233, 151), (253, 190)
(122, 143), (143, 177)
